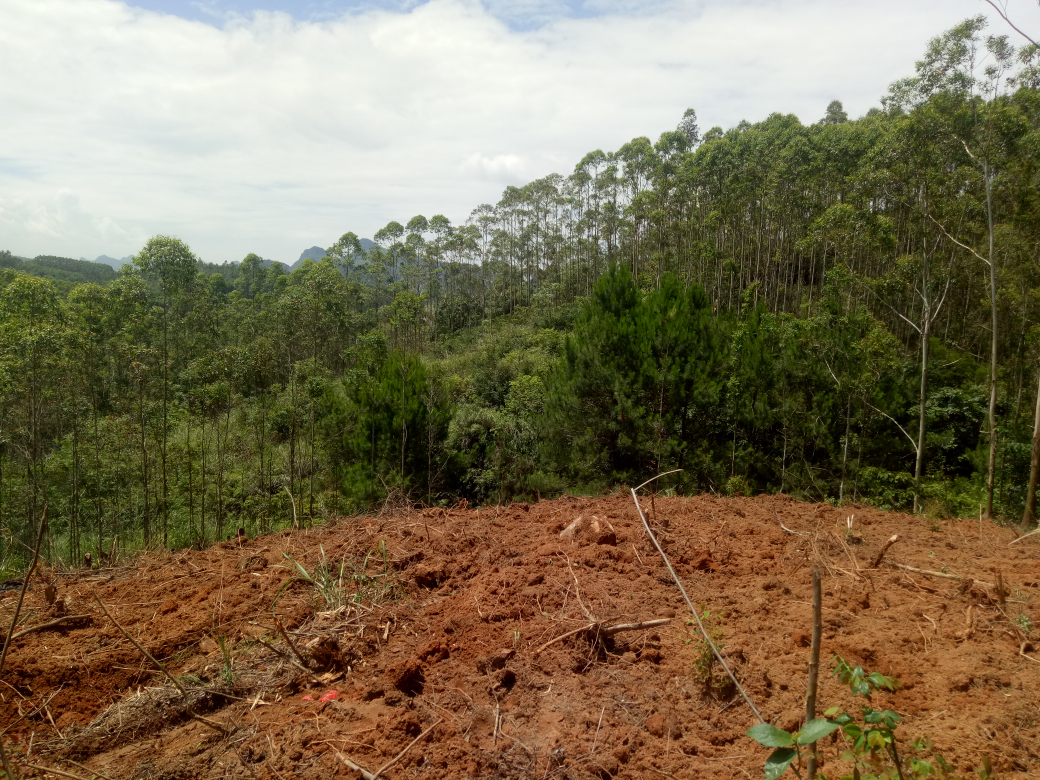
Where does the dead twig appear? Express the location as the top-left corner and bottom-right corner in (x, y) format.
(590, 705), (605, 754)
(372, 717), (442, 778)
(1009, 526), (1040, 545)
(275, 617), (313, 672)
(774, 508), (807, 536)
(9, 615), (92, 641)
(1020, 642), (1040, 665)
(631, 479), (764, 724)
(22, 763), (94, 780)
(533, 618), (672, 655)
(870, 535), (900, 569)
(883, 561), (993, 587)
(0, 504), (47, 780)
(334, 718), (443, 780)
(254, 637), (322, 684)
(91, 589), (229, 736)
(65, 759), (117, 780)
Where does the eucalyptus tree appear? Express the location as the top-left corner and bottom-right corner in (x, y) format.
(134, 236), (198, 545)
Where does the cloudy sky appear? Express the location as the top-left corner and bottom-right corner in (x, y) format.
(2, 0), (1037, 265)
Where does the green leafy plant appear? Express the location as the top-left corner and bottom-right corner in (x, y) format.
(747, 655), (984, 780)
(216, 635), (238, 687)
(277, 541), (401, 611)
(1013, 612), (1033, 636)
(687, 607), (729, 693)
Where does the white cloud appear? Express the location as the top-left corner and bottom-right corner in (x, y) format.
(0, 0), (1033, 263)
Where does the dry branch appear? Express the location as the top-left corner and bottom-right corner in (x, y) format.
(91, 589), (229, 736)
(870, 535), (900, 569)
(631, 480), (765, 724)
(1009, 526), (1040, 545)
(22, 763), (94, 780)
(883, 561), (993, 588)
(533, 618), (672, 656)
(9, 615), (92, 641)
(0, 504), (47, 780)
(334, 718), (442, 780)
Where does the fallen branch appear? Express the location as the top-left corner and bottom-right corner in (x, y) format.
(373, 718), (442, 778)
(9, 615), (92, 641)
(631, 479), (765, 724)
(883, 561), (993, 588)
(600, 618), (671, 637)
(0, 504), (47, 780)
(22, 763), (94, 780)
(334, 718), (443, 780)
(91, 589), (229, 736)
(275, 617), (313, 672)
(870, 535), (900, 569)
(533, 618), (672, 656)
(533, 623), (596, 655)
(254, 637), (322, 684)
(774, 508), (807, 536)
(1009, 526), (1040, 545)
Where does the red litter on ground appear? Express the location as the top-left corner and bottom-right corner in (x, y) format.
(319, 690), (338, 702)
(300, 695), (314, 701)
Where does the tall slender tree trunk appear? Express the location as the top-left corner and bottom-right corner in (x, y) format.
(984, 164), (999, 520)
(1023, 368), (1040, 525)
(914, 300), (930, 515)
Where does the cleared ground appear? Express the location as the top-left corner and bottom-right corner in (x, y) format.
(2, 494), (1038, 779)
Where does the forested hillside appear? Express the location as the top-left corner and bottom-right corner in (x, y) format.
(2, 17), (1039, 566)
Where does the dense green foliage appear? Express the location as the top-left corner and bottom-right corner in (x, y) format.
(1, 19), (1039, 568)
(0, 250), (118, 293)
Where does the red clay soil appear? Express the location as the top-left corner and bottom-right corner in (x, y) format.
(1, 494), (1038, 780)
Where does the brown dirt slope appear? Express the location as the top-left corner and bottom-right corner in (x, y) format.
(1, 494), (1038, 779)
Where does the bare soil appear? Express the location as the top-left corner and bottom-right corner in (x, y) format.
(2, 494), (1038, 779)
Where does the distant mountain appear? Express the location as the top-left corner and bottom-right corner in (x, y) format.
(288, 239), (377, 271)
(81, 255), (133, 270)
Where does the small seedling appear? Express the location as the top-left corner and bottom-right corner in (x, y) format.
(216, 635), (237, 687)
(747, 655), (985, 779)
(1014, 613), (1033, 636)
(688, 607), (728, 693)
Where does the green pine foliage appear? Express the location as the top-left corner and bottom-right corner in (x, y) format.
(2, 18), (1040, 569)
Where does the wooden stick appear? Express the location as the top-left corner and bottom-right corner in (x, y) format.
(22, 763), (94, 780)
(600, 618), (671, 637)
(372, 718), (442, 779)
(533, 623), (596, 655)
(9, 615), (92, 641)
(774, 508), (807, 536)
(805, 567), (822, 780)
(533, 618), (673, 656)
(883, 561), (993, 588)
(631, 484), (765, 724)
(91, 589), (228, 736)
(0, 504), (47, 780)
(0, 506), (47, 678)
(334, 750), (377, 780)
(1009, 526), (1040, 545)
(254, 637), (322, 684)
(870, 535), (900, 568)
(590, 705), (605, 754)
(275, 617), (313, 672)
(65, 759), (117, 780)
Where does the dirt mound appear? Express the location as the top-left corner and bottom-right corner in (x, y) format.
(1, 494), (1038, 779)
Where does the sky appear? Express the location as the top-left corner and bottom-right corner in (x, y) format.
(1, 0), (1038, 265)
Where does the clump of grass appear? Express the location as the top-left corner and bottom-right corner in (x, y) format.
(687, 606), (731, 694)
(216, 635), (237, 686)
(278, 541), (402, 611)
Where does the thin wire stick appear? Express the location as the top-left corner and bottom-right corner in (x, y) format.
(0, 504), (47, 780)
(91, 589), (228, 736)
(630, 482), (764, 724)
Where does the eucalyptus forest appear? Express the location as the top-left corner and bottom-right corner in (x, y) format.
(2, 17), (1039, 568)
